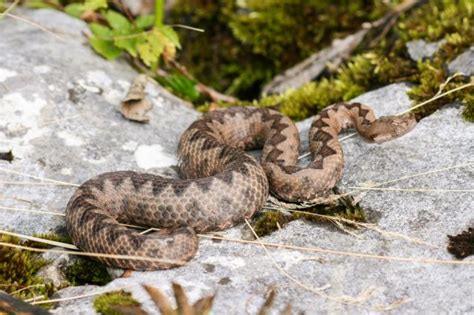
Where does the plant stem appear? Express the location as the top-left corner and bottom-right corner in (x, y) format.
(154, 0), (164, 27)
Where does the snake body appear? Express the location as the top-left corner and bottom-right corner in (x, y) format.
(65, 103), (416, 270)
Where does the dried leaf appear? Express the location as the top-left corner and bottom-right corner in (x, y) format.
(172, 283), (193, 315)
(193, 295), (215, 315)
(142, 284), (176, 315)
(258, 288), (276, 315)
(120, 74), (152, 122)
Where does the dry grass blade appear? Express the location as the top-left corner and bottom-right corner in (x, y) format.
(348, 187), (474, 193)
(0, 229), (77, 250)
(173, 283), (193, 315)
(143, 284), (175, 315)
(31, 285), (134, 305)
(0, 166), (78, 186)
(0, 205), (65, 216)
(243, 218), (379, 306)
(0, 241), (186, 266)
(199, 234), (474, 265)
(298, 82), (474, 160)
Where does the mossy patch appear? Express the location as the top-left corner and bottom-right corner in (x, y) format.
(93, 290), (141, 315)
(169, 0), (393, 100)
(64, 257), (112, 286)
(252, 195), (367, 237)
(0, 234), (55, 300)
(194, 0), (473, 122)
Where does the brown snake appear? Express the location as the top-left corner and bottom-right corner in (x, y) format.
(65, 103), (416, 270)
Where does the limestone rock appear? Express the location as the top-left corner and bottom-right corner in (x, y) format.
(448, 47), (474, 76)
(406, 39), (445, 61)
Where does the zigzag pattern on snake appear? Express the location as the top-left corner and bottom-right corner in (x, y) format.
(65, 103), (416, 270)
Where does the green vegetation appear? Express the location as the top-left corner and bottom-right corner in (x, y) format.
(21, 0), (471, 121)
(221, 0), (474, 121)
(0, 234), (54, 300)
(93, 290), (141, 315)
(64, 257), (112, 286)
(252, 197), (366, 237)
(170, 0), (393, 99)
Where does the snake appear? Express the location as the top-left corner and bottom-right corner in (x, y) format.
(65, 103), (416, 270)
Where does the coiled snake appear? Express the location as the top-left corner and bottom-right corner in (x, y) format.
(65, 103), (416, 270)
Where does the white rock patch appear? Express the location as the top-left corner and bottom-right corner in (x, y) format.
(33, 65), (51, 74)
(134, 144), (176, 169)
(57, 130), (84, 146)
(0, 68), (17, 82)
(86, 70), (112, 88)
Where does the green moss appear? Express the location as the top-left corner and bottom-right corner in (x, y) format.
(25, 232), (73, 249)
(93, 290), (140, 315)
(0, 234), (55, 300)
(208, 0), (473, 122)
(252, 196), (367, 237)
(65, 257), (112, 286)
(169, 0), (393, 100)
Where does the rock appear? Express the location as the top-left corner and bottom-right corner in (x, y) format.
(448, 47), (474, 76)
(1, 8), (473, 315)
(0, 8), (199, 235)
(406, 39), (445, 61)
(36, 248), (76, 288)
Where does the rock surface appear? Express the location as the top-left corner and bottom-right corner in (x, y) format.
(1, 9), (473, 315)
(406, 39), (445, 61)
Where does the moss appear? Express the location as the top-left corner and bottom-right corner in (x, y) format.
(25, 232), (73, 249)
(93, 290), (140, 315)
(206, 0), (473, 122)
(169, 0), (393, 100)
(65, 257), (112, 286)
(252, 196), (367, 237)
(0, 234), (55, 300)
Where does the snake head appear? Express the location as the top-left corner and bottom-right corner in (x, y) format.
(365, 113), (417, 143)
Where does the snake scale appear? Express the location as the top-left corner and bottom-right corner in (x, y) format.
(66, 103), (416, 270)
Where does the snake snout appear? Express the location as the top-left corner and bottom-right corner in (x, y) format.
(368, 113), (417, 143)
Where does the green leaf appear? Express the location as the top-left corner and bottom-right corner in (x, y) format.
(83, 0), (107, 11)
(89, 36), (122, 60)
(158, 25), (181, 49)
(114, 37), (138, 57)
(137, 29), (165, 66)
(64, 3), (84, 18)
(89, 23), (113, 38)
(105, 10), (131, 32)
(159, 74), (200, 101)
(135, 15), (155, 30)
